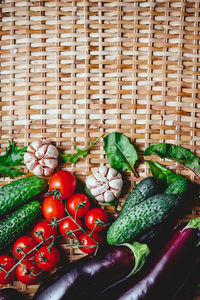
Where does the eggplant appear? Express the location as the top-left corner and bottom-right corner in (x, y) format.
(0, 288), (27, 300)
(97, 217), (200, 300)
(172, 256), (200, 300)
(33, 242), (149, 300)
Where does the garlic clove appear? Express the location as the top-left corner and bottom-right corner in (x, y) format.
(26, 145), (35, 154)
(90, 184), (109, 196)
(44, 167), (54, 176)
(99, 166), (108, 177)
(111, 189), (121, 198)
(95, 194), (104, 201)
(93, 171), (107, 184)
(86, 175), (97, 189)
(32, 164), (44, 176)
(107, 168), (118, 180)
(26, 159), (38, 171)
(30, 141), (41, 152)
(104, 190), (115, 202)
(109, 178), (123, 190)
(24, 152), (36, 163)
(44, 158), (58, 169)
(35, 144), (48, 159)
(46, 144), (59, 159)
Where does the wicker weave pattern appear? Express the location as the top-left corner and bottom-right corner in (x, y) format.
(0, 0), (200, 298)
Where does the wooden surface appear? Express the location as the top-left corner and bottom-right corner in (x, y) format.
(0, 0), (200, 298)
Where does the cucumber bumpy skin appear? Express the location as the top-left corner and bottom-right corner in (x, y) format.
(0, 201), (41, 251)
(107, 194), (179, 245)
(0, 176), (47, 218)
(164, 177), (189, 196)
(119, 177), (162, 216)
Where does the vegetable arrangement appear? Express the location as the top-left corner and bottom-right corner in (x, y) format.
(0, 135), (199, 300)
(97, 218), (200, 300)
(33, 242), (149, 300)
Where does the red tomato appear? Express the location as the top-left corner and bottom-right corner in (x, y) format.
(59, 216), (83, 239)
(49, 170), (76, 200)
(67, 193), (90, 218)
(79, 231), (104, 254)
(35, 245), (60, 271)
(16, 260), (41, 285)
(85, 208), (108, 232)
(13, 236), (37, 260)
(0, 255), (16, 284)
(42, 195), (65, 221)
(33, 220), (57, 244)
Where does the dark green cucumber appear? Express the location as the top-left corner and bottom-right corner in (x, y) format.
(107, 194), (179, 245)
(120, 177), (162, 215)
(0, 201), (41, 251)
(0, 176), (47, 217)
(164, 177), (189, 196)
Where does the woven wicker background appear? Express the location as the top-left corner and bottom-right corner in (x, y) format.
(1, 0), (200, 298)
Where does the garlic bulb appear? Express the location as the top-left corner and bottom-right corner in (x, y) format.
(24, 140), (59, 176)
(86, 166), (123, 202)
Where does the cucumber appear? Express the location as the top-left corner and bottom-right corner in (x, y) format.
(107, 194), (179, 245)
(0, 176), (47, 218)
(119, 177), (162, 215)
(0, 201), (41, 251)
(164, 177), (189, 196)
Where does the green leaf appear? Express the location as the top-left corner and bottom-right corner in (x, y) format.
(104, 132), (138, 177)
(60, 133), (104, 164)
(145, 160), (183, 186)
(144, 143), (200, 179)
(0, 141), (27, 179)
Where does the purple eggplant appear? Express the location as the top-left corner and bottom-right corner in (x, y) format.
(33, 242), (149, 300)
(0, 288), (27, 300)
(172, 256), (200, 300)
(97, 217), (200, 300)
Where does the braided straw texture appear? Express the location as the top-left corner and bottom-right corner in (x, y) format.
(0, 0), (200, 298)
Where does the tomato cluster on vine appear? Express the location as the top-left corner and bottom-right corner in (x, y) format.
(42, 170), (109, 255)
(0, 170), (109, 285)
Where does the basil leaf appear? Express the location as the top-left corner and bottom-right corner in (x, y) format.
(145, 160), (183, 186)
(60, 133), (104, 164)
(144, 143), (200, 179)
(104, 132), (138, 177)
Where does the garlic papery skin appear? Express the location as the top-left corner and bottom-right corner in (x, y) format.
(86, 166), (123, 202)
(24, 140), (59, 176)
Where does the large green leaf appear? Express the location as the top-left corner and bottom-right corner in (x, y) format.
(145, 160), (183, 186)
(144, 143), (200, 179)
(104, 132), (138, 177)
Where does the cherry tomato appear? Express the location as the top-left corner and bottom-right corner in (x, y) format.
(42, 195), (65, 221)
(79, 231), (104, 254)
(67, 193), (90, 218)
(49, 170), (76, 200)
(59, 216), (83, 239)
(0, 255), (16, 284)
(85, 208), (108, 232)
(35, 245), (60, 271)
(13, 236), (37, 260)
(33, 220), (57, 244)
(16, 260), (41, 285)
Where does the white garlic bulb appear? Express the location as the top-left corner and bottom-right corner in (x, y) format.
(86, 166), (123, 202)
(24, 140), (59, 176)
